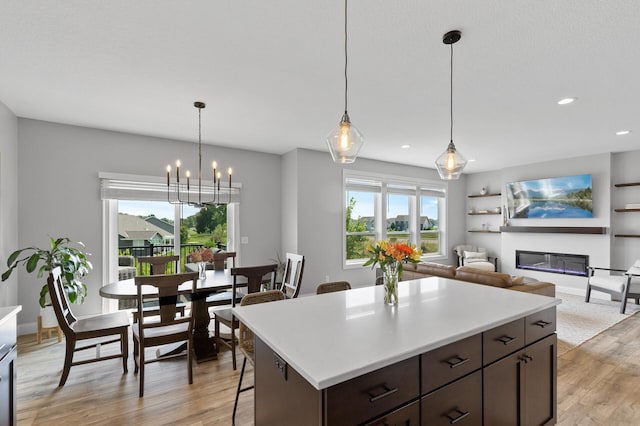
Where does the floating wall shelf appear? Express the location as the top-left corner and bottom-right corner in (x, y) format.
(467, 193), (501, 198)
(499, 226), (607, 235)
(614, 182), (640, 188)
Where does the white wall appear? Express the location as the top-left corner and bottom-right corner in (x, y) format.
(466, 153), (612, 295)
(17, 119), (281, 329)
(290, 149), (466, 294)
(0, 101), (19, 308)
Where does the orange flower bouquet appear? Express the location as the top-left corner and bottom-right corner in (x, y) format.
(363, 241), (422, 305)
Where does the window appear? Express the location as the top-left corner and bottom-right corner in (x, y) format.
(100, 173), (241, 311)
(344, 173), (446, 266)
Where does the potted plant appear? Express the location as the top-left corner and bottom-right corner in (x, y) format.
(2, 237), (93, 310)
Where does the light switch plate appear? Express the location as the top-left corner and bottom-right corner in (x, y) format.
(241, 236), (249, 244)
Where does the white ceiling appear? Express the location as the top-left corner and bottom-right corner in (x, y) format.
(1, 0), (638, 173)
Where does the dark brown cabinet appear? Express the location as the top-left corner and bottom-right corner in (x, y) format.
(253, 307), (556, 425)
(484, 334), (557, 426)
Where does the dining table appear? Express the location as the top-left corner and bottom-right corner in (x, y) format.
(99, 269), (243, 363)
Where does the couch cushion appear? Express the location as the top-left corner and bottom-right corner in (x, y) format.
(403, 262), (457, 279)
(455, 268), (513, 288)
(509, 282), (556, 297)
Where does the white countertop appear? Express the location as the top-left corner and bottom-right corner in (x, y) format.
(0, 305), (22, 326)
(233, 277), (560, 390)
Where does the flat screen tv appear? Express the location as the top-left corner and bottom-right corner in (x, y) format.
(506, 174), (593, 219)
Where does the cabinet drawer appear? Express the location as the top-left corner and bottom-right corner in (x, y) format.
(421, 370), (482, 426)
(364, 400), (420, 426)
(483, 318), (525, 365)
(525, 307), (556, 345)
(421, 334), (481, 393)
(325, 356), (419, 425)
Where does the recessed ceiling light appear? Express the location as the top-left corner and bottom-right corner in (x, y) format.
(557, 97), (577, 105)
(401, 144), (411, 149)
(467, 159), (476, 162)
(616, 130), (631, 136)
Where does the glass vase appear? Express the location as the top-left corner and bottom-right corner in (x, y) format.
(382, 261), (400, 305)
(198, 262), (207, 280)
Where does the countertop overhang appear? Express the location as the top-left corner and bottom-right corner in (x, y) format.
(233, 277), (560, 390)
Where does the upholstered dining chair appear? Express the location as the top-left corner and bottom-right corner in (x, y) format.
(280, 252), (305, 298)
(453, 245), (498, 272)
(585, 260), (640, 314)
(232, 290), (285, 425)
(133, 272), (198, 397)
(138, 255), (180, 275)
(47, 267), (130, 387)
(316, 281), (351, 294)
(214, 264), (278, 370)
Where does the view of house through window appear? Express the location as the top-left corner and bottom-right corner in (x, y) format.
(117, 200), (228, 276)
(344, 174), (445, 265)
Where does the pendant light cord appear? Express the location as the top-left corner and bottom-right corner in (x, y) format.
(450, 43), (454, 141)
(344, 0), (348, 114)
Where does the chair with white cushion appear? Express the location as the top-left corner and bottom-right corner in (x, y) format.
(585, 260), (640, 314)
(453, 245), (498, 272)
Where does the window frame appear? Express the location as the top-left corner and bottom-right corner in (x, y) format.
(343, 171), (448, 269)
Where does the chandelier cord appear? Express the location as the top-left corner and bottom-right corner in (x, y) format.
(344, 0), (348, 114)
(450, 43), (453, 142)
(198, 105), (202, 202)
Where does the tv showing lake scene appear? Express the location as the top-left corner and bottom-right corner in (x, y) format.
(506, 174), (593, 219)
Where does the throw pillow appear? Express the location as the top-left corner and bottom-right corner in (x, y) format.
(464, 251), (488, 263)
(511, 276), (525, 285)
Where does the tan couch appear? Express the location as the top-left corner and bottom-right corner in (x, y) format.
(400, 262), (555, 297)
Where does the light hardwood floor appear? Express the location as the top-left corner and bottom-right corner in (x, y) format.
(17, 313), (640, 425)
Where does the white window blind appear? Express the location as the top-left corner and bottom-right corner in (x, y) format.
(99, 173), (241, 203)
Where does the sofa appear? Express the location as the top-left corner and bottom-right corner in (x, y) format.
(400, 262), (555, 297)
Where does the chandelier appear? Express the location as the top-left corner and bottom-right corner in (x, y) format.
(166, 101), (233, 206)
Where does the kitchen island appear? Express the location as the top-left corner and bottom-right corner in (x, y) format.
(233, 277), (560, 425)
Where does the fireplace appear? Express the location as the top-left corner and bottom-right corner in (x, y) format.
(515, 250), (589, 277)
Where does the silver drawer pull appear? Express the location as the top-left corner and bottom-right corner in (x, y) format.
(497, 335), (518, 345)
(446, 408), (470, 424)
(534, 320), (552, 328)
(367, 384), (398, 403)
(445, 356), (470, 369)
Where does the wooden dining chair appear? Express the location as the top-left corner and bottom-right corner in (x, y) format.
(214, 264), (278, 370)
(233, 290), (285, 424)
(316, 281), (351, 294)
(135, 255), (184, 322)
(280, 252), (305, 298)
(47, 267), (130, 387)
(212, 251), (236, 270)
(138, 255), (180, 275)
(133, 272), (198, 397)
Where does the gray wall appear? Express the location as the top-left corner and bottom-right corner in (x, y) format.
(286, 149), (466, 294)
(16, 118), (281, 328)
(0, 101), (19, 307)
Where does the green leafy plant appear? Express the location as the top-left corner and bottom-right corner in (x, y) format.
(2, 237), (93, 308)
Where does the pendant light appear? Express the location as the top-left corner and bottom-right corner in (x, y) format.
(435, 30), (467, 180)
(326, 0), (364, 164)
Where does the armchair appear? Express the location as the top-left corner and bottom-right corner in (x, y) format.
(453, 245), (498, 272)
(585, 260), (640, 314)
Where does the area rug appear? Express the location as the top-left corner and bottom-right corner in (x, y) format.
(556, 291), (640, 356)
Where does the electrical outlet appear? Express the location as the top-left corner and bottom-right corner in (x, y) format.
(325, 275), (330, 282)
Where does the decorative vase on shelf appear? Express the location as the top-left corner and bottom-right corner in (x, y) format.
(198, 262), (207, 280)
(382, 261), (400, 306)
(480, 186), (488, 195)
